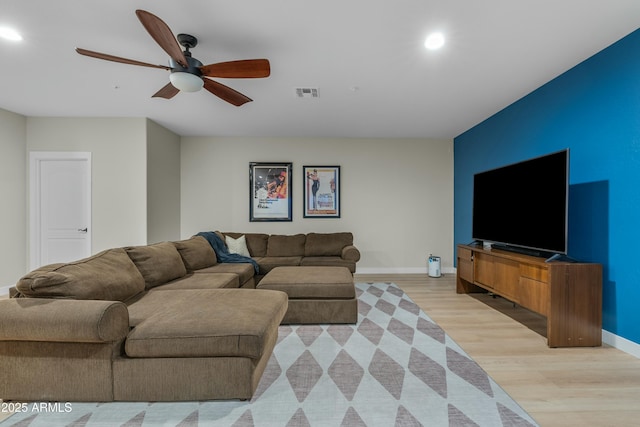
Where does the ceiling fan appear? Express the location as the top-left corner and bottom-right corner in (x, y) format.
(76, 9), (270, 106)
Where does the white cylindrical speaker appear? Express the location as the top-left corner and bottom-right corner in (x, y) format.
(428, 255), (441, 278)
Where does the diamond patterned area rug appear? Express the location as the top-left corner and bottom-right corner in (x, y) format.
(1, 282), (538, 427)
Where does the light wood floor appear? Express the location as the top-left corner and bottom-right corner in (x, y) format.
(356, 273), (640, 427)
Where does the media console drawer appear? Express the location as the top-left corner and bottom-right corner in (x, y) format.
(519, 263), (548, 283)
(456, 244), (602, 347)
(474, 253), (520, 301)
(518, 276), (549, 316)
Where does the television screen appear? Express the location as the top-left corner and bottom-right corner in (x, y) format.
(472, 149), (569, 255)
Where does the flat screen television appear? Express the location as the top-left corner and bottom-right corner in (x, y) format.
(472, 149), (569, 257)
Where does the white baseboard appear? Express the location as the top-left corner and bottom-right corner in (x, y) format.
(356, 267), (456, 275)
(602, 330), (640, 359)
(0, 285), (12, 297)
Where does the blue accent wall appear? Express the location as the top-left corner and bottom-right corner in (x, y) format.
(454, 28), (640, 344)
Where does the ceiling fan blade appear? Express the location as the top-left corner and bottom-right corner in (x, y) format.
(135, 9), (188, 68)
(200, 59), (271, 78)
(152, 82), (180, 99)
(203, 79), (252, 106)
(76, 48), (170, 70)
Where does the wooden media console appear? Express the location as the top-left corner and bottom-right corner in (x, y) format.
(456, 244), (602, 347)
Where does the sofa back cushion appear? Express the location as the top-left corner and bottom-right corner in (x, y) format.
(267, 234), (306, 257)
(305, 232), (354, 256)
(173, 236), (217, 271)
(126, 242), (187, 289)
(223, 232), (269, 257)
(15, 248), (145, 301)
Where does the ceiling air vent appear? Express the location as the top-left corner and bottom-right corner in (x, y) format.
(295, 87), (319, 98)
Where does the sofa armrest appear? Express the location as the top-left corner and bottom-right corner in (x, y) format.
(341, 245), (361, 262)
(0, 298), (129, 343)
(8, 286), (19, 298)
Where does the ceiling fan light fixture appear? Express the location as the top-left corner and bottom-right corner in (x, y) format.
(169, 71), (204, 92)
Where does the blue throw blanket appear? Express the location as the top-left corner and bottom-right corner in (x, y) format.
(196, 231), (260, 273)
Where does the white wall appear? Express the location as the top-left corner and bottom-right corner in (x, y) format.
(26, 117), (148, 254)
(181, 137), (454, 273)
(146, 119), (181, 244)
(0, 109), (27, 290)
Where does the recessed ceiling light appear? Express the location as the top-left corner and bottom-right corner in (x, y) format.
(424, 32), (444, 50)
(0, 27), (23, 41)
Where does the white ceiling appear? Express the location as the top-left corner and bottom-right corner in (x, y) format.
(2, 1), (639, 139)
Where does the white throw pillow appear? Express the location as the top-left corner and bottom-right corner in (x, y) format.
(225, 235), (251, 257)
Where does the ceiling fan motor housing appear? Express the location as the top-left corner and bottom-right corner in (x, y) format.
(170, 55), (203, 76)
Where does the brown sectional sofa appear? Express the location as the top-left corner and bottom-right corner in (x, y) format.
(217, 231), (360, 283)
(0, 232), (360, 402)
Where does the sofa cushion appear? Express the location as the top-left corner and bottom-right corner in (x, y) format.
(126, 242), (187, 289)
(304, 232), (353, 256)
(153, 273), (240, 290)
(255, 256), (303, 275)
(223, 232), (269, 257)
(15, 248), (145, 301)
(125, 289), (288, 359)
(300, 256), (357, 273)
(225, 235), (251, 257)
(267, 234), (306, 257)
(194, 263), (255, 286)
(173, 236), (217, 271)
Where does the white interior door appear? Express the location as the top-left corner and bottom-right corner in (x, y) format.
(30, 152), (91, 269)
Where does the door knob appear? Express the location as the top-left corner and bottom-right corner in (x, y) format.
(78, 228), (88, 233)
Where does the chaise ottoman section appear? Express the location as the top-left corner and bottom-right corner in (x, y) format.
(257, 266), (357, 324)
(125, 289), (285, 358)
(116, 288), (288, 400)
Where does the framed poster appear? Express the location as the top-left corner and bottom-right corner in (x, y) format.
(249, 162), (292, 221)
(303, 165), (340, 218)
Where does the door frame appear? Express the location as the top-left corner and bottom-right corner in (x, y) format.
(29, 151), (92, 270)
